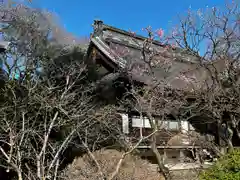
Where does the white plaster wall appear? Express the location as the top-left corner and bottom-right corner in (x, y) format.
(119, 113), (129, 134)
(181, 121), (189, 133)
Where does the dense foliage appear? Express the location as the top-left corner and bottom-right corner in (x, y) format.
(200, 149), (240, 180)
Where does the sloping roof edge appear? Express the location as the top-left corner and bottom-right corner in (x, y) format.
(91, 36), (127, 69)
(0, 41), (10, 52)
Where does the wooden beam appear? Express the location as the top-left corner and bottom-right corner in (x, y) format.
(137, 145), (201, 149)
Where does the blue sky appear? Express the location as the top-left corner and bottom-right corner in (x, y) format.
(30, 0), (227, 38)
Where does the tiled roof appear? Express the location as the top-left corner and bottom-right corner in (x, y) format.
(88, 20), (227, 90)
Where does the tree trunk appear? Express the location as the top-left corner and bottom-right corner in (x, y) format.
(151, 135), (170, 180)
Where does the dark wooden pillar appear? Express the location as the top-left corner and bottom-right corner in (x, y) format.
(215, 121), (221, 146)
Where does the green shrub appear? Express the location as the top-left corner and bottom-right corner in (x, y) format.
(200, 149), (240, 180)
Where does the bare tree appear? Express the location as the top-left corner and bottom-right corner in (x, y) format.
(100, 2), (240, 179)
(163, 1), (240, 151)
(0, 2), (132, 180)
(135, 0), (239, 160)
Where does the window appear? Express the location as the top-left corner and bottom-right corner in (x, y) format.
(130, 117), (180, 130)
(159, 121), (179, 130)
(168, 121), (179, 130)
(131, 116), (155, 128)
(159, 121), (168, 129)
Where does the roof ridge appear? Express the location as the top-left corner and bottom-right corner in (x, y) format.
(93, 19), (165, 47)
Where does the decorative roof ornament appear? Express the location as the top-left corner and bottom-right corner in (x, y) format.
(92, 19), (104, 37)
